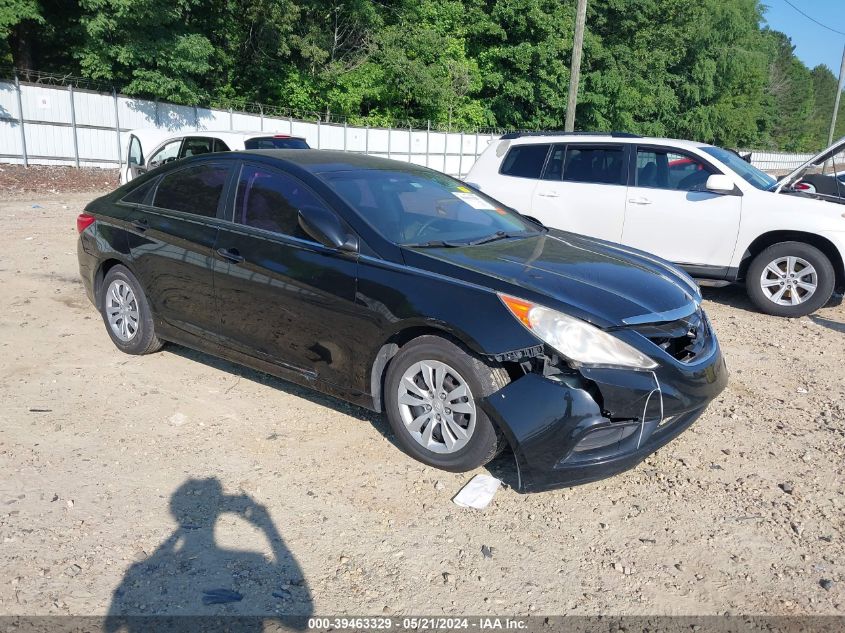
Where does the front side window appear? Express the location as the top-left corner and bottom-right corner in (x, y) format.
(562, 146), (626, 185)
(234, 165), (327, 240)
(147, 140), (182, 170)
(636, 148), (714, 191)
(701, 146), (775, 190)
(153, 163), (229, 217)
(322, 167), (540, 245)
(500, 144), (551, 179)
(180, 137), (214, 158)
(128, 135), (143, 166)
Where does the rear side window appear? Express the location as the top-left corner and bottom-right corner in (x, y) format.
(563, 146), (626, 185)
(122, 178), (157, 204)
(234, 165), (326, 240)
(541, 145), (566, 180)
(500, 144), (551, 179)
(213, 138), (230, 152)
(244, 137), (310, 150)
(180, 137), (214, 158)
(153, 164), (229, 217)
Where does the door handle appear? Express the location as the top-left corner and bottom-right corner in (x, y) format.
(538, 191), (560, 198)
(216, 247), (244, 264)
(628, 197), (652, 205)
(130, 218), (149, 232)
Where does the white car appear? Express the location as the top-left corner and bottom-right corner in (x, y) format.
(120, 130), (309, 184)
(466, 132), (845, 317)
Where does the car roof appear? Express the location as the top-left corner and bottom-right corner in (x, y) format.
(127, 129), (306, 144)
(502, 133), (712, 151)
(236, 149), (431, 174)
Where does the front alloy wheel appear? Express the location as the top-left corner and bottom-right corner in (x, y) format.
(383, 335), (509, 472)
(397, 360), (477, 454)
(746, 241), (835, 317)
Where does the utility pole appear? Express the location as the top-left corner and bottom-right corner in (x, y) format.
(564, 0), (589, 132)
(827, 43), (845, 146)
(822, 44), (845, 174)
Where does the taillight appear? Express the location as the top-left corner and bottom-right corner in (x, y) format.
(794, 182), (811, 191)
(77, 213), (95, 234)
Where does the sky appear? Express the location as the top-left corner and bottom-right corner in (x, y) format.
(762, 0), (845, 75)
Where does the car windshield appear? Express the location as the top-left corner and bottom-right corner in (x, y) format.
(244, 137), (309, 149)
(320, 167), (541, 246)
(701, 146), (776, 191)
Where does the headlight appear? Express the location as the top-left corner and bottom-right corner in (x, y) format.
(499, 294), (657, 370)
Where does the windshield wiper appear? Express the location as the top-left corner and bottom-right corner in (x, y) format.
(403, 239), (463, 248)
(465, 230), (537, 246)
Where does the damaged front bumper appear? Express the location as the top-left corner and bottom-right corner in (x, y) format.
(481, 339), (728, 493)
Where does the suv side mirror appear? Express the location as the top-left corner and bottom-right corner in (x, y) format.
(298, 206), (358, 253)
(705, 174), (735, 194)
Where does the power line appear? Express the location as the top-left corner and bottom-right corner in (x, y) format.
(780, 0), (845, 37)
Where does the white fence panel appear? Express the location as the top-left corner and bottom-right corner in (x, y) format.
(1, 80), (497, 175)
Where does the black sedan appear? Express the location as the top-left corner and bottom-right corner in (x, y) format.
(76, 150), (727, 492)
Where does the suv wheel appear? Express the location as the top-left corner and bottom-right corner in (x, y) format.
(746, 241), (835, 317)
(383, 335), (510, 472)
(99, 265), (164, 354)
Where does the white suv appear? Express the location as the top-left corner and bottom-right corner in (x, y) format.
(466, 132), (845, 317)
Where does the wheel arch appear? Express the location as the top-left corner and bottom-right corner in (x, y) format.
(368, 325), (487, 414)
(94, 258), (134, 303)
(737, 231), (845, 292)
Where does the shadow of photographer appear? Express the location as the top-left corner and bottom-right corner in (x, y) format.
(105, 478), (311, 632)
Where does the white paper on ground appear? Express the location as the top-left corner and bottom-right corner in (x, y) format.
(452, 474), (501, 509)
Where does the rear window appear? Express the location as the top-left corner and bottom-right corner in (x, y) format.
(244, 137), (310, 150)
(153, 163), (229, 217)
(122, 178), (156, 204)
(500, 144), (551, 179)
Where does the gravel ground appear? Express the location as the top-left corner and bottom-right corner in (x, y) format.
(0, 165), (120, 198)
(0, 190), (843, 618)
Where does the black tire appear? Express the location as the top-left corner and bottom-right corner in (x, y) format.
(383, 335), (510, 472)
(746, 241), (835, 317)
(99, 265), (164, 355)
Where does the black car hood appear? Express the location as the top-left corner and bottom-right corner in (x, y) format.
(402, 230), (700, 328)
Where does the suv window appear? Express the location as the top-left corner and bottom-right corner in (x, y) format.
(500, 144), (551, 179)
(234, 165), (326, 240)
(180, 137), (214, 158)
(637, 148), (714, 191)
(153, 163), (229, 217)
(541, 144), (565, 180)
(562, 146), (626, 185)
(147, 140), (182, 169)
(244, 137), (310, 150)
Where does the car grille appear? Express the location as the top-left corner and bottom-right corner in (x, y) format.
(631, 309), (710, 364)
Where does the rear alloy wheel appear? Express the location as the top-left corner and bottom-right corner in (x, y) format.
(384, 336), (509, 472)
(746, 241), (835, 317)
(99, 265), (164, 355)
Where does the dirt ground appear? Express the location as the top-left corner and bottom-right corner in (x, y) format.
(0, 189), (843, 619)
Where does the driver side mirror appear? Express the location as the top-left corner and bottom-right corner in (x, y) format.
(298, 206), (358, 253)
(705, 174), (735, 194)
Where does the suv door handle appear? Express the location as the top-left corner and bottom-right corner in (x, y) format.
(131, 218), (149, 232)
(628, 197), (652, 205)
(538, 191), (560, 198)
(216, 247), (244, 264)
